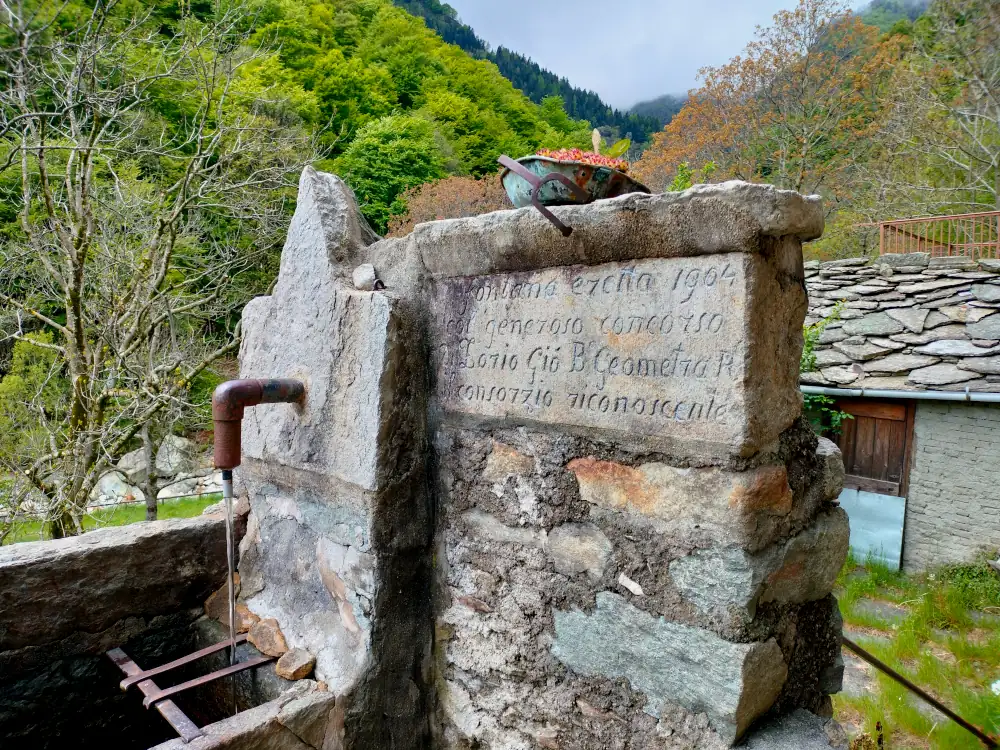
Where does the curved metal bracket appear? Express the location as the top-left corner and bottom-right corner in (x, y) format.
(498, 155), (590, 237)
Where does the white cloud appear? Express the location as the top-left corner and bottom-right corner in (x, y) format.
(446, 0), (801, 109)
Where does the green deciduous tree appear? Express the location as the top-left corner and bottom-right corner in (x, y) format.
(0, 0), (314, 535)
(0, 335), (66, 542)
(244, 0), (591, 227)
(333, 114), (445, 232)
(0, 0), (602, 538)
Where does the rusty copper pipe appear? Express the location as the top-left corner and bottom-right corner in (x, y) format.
(211, 378), (304, 714)
(212, 378), (305, 470)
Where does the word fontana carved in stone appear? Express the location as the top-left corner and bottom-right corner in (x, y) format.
(431, 256), (751, 450)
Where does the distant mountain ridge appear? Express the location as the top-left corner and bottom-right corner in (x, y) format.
(392, 0), (925, 141)
(627, 1), (929, 133)
(630, 94), (687, 128)
(391, 0), (664, 140)
(859, 0), (931, 32)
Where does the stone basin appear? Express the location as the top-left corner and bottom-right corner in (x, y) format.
(0, 516), (334, 750)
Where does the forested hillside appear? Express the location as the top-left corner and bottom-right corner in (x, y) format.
(860, 0), (931, 31)
(629, 94), (688, 128)
(391, 0), (661, 140)
(3, 0), (996, 541)
(393, 0), (486, 52)
(0, 0), (589, 536)
(635, 0), (998, 259)
(252, 0), (594, 229)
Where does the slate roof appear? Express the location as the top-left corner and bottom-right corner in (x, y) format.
(802, 253), (1000, 392)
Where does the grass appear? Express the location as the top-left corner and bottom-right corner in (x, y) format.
(2, 493), (222, 545)
(834, 550), (1000, 749)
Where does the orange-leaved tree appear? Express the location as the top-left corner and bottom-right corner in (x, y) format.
(387, 175), (510, 236)
(635, 0), (903, 206)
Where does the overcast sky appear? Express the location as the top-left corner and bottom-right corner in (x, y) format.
(445, 0), (811, 109)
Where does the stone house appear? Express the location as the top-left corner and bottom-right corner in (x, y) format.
(802, 252), (1000, 570)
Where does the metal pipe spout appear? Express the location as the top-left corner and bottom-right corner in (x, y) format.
(212, 378), (305, 470)
(210, 377), (305, 715)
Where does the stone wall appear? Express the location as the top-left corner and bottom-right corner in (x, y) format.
(0, 516), (228, 749)
(801, 253), (1000, 571)
(803, 254), (1000, 390)
(234, 168), (433, 749)
(416, 186), (846, 749)
(903, 401), (1000, 569)
(0, 509), (357, 750)
(231, 173), (849, 749)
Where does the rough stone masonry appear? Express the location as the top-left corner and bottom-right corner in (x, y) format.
(233, 168), (850, 749)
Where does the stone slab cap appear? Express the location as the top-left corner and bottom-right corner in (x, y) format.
(552, 592), (787, 745)
(568, 457), (797, 551)
(414, 181), (823, 280)
(0, 516), (226, 652)
(150, 682), (336, 750)
(877, 252), (929, 268)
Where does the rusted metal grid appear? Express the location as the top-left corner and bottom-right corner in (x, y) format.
(107, 648), (205, 743)
(107, 637), (274, 744)
(879, 210), (1000, 259)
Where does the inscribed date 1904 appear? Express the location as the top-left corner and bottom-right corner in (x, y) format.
(430, 255), (755, 452)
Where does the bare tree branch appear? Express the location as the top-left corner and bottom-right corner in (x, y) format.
(0, 0), (315, 535)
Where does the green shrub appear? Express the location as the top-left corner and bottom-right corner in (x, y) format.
(936, 561), (1000, 612)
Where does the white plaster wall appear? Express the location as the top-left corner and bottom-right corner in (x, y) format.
(903, 401), (1000, 569)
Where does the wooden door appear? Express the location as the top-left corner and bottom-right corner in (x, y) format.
(836, 399), (915, 497)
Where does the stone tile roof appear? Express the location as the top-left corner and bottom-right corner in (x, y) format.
(802, 253), (1000, 392)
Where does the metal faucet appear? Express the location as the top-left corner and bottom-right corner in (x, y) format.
(210, 378), (305, 711)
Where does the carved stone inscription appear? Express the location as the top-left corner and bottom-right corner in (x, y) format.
(431, 256), (749, 444)
(431, 255), (750, 448)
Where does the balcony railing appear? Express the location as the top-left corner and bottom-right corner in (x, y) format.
(879, 210), (1000, 259)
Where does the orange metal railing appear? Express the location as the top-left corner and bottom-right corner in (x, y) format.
(879, 210), (1000, 259)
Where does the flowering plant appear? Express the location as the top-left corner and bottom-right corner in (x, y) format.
(536, 148), (629, 173)
(536, 129), (631, 173)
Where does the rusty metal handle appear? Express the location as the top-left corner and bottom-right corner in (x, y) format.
(499, 154), (541, 190)
(842, 636), (998, 748)
(498, 155), (590, 237)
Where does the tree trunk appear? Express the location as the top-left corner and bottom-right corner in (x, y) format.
(48, 510), (76, 539)
(142, 425), (159, 521)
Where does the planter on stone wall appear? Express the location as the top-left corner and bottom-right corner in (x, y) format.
(498, 152), (651, 237)
(500, 154), (649, 209)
